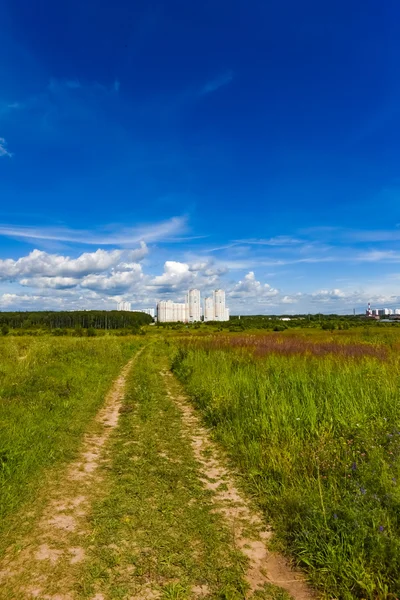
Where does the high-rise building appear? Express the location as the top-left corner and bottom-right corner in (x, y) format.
(117, 301), (131, 311)
(213, 289), (226, 321)
(187, 289), (201, 322)
(204, 296), (215, 321)
(136, 308), (155, 318)
(157, 288), (229, 323)
(157, 300), (187, 322)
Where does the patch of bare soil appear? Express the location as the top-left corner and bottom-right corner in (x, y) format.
(162, 371), (315, 600)
(0, 351), (142, 600)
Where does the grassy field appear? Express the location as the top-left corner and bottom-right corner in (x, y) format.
(2, 329), (399, 598)
(170, 331), (400, 599)
(79, 344), (257, 600)
(0, 335), (140, 553)
(0, 338), (294, 599)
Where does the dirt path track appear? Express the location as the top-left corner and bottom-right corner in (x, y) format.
(0, 345), (316, 600)
(0, 349), (143, 600)
(162, 370), (315, 600)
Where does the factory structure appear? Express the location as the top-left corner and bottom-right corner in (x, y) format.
(157, 288), (230, 323)
(365, 303), (400, 319)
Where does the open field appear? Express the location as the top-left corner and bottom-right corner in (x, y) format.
(170, 331), (400, 599)
(0, 337), (305, 600)
(0, 336), (141, 553)
(1, 330), (399, 599)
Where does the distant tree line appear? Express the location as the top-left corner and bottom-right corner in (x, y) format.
(156, 314), (395, 332)
(0, 310), (153, 331)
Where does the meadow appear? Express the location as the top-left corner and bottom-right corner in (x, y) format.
(170, 330), (400, 599)
(0, 335), (140, 554)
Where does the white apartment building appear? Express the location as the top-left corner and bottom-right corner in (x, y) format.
(213, 289), (229, 321)
(117, 301), (131, 311)
(157, 288), (230, 323)
(136, 308), (155, 318)
(203, 290), (230, 322)
(187, 289), (201, 322)
(157, 300), (187, 323)
(204, 296), (215, 321)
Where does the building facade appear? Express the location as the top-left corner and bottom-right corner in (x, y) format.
(203, 290), (230, 322)
(136, 308), (155, 318)
(204, 296), (215, 321)
(187, 289), (201, 322)
(157, 288), (229, 323)
(157, 300), (187, 323)
(117, 301), (131, 311)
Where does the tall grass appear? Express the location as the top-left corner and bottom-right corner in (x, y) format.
(171, 335), (400, 599)
(0, 336), (140, 550)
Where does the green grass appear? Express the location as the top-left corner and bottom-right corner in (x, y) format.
(170, 334), (400, 599)
(0, 335), (140, 553)
(78, 345), (259, 599)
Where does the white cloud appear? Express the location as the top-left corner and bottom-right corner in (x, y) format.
(151, 261), (192, 289)
(229, 272), (280, 299)
(234, 236), (303, 246)
(19, 276), (80, 289)
(281, 295), (299, 304)
(0, 217), (186, 246)
(0, 246), (147, 280)
(81, 265), (143, 293)
(0, 137), (12, 157)
(150, 260), (224, 295)
(2, 245), (400, 315)
(312, 288), (347, 301)
(356, 250), (400, 263)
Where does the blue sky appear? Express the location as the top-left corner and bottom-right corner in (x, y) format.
(1, 0), (400, 314)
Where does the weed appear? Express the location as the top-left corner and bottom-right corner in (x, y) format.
(171, 333), (400, 598)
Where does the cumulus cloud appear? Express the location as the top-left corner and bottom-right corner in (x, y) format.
(2, 245), (400, 314)
(0, 137), (12, 157)
(19, 276), (80, 289)
(150, 260), (224, 294)
(312, 288), (347, 301)
(0, 245), (147, 281)
(151, 261), (192, 290)
(229, 272), (279, 299)
(81, 265), (143, 293)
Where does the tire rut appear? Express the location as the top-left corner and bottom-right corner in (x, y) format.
(0, 348), (144, 600)
(161, 370), (316, 600)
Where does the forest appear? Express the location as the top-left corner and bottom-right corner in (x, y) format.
(0, 310), (153, 331)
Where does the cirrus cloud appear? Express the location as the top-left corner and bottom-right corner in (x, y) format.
(0, 137), (12, 157)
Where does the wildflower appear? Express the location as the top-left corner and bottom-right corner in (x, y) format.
(379, 525), (384, 532)
(360, 487), (366, 495)
(333, 513), (338, 520)
(351, 462), (357, 471)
